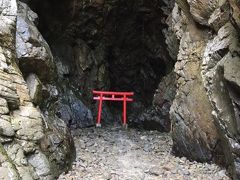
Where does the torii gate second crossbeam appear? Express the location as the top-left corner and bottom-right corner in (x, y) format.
(93, 90), (134, 127)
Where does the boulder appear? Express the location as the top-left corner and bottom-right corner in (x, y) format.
(26, 73), (43, 105)
(187, 0), (218, 25)
(28, 150), (53, 179)
(40, 115), (75, 178)
(134, 107), (171, 132)
(12, 106), (44, 141)
(16, 2), (55, 82)
(0, 144), (20, 180)
(0, 118), (14, 137)
(54, 89), (94, 128)
(224, 56), (240, 88)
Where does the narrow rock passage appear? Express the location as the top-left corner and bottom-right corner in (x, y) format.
(59, 127), (229, 180)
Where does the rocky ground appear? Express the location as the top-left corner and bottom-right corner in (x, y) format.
(58, 126), (230, 180)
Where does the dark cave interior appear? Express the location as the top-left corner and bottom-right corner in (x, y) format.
(26, 0), (175, 128)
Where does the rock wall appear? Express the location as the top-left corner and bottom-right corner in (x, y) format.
(27, 0), (175, 127)
(0, 1), (74, 179)
(170, 0), (240, 178)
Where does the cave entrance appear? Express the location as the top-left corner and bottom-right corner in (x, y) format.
(29, 0), (176, 130)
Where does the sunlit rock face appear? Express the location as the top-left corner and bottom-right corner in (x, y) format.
(0, 1), (74, 179)
(170, 0), (240, 178)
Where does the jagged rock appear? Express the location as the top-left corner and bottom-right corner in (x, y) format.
(208, 0), (230, 32)
(170, 2), (220, 162)
(28, 150), (53, 179)
(153, 72), (176, 115)
(0, 118), (14, 137)
(16, 2), (55, 82)
(16, 139), (36, 154)
(54, 90), (94, 128)
(224, 56), (240, 88)
(0, 0), (75, 179)
(26, 73), (43, 105)
(40, 115), (75, 178)
(0, 70), (20, 110)
(201, 21), (240, 178)
(162, 0), (179, 61)
(52, 41), (110, 104)
(134, 107), (171, 132)
(12, 106), (44, 141)
(4, 142), (39, 179)
(0, 97), (9, 114)
(0, 115), (14, 142)
(187, 0), (218, 25)
(0, 144), (19, 180)
(174, 0), (240, 178)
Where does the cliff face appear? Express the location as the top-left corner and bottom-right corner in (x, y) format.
(0, 1), (74, 179)
(170, 0), (240, 178)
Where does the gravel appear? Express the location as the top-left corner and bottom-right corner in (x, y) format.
(58, 126), (230, 180)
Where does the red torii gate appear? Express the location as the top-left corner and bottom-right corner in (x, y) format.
(93, 90), (134, 127)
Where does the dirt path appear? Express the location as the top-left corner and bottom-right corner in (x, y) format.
(58, 126), (229, 180)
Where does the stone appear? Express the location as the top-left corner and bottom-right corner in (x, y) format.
(174, 0), (240, 178)
(28, 150), (53, 179)
(0, 70), (20, 110)
(3, 142), (39, 179)
(224, 56), (240, 88)
(40, 115), (75, 178)
(0, 97), (9, 114)
(16, 140), (36, 154)
(0, 143), (20, 180)
(12, 106), (44, 141)
(187, 0), (218, 25)
(0, 1), (75, 179)
(170, 20), (220, 162)
(54, 89), (94, 128)
(16, 2), (55, 82)
(59, 126), (230, 180)
(208, 1), (230, 32)
(26, 73), (43, 105)
(0, 167), (19, 180)
(0, 118), (14, 137)
(134, 107), (171, 132)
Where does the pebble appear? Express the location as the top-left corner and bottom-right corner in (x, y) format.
(58, 126), (230, 180)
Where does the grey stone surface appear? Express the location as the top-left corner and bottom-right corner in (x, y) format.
(26, 73), (43, 105)
(0, 97), (9, 114)
(59, 127), (229, 180)
(28, 150), (53, 179)
(0, 118), (14, 137)
(12, 106), (44, 141)
(54, 89), (94, 128)
(173, 0), (240, 178)
(16, 2), (55, 82)
(0, 1), (75, 179)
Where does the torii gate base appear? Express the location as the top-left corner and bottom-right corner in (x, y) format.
(93, 90), (134, 127)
